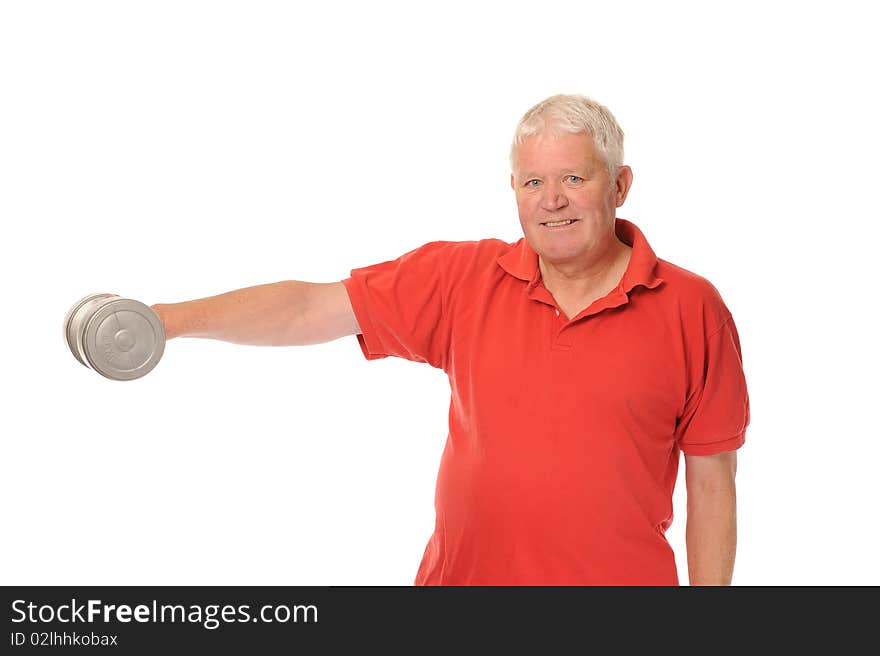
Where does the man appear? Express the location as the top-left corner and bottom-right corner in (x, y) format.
(152, 94), (750, 586)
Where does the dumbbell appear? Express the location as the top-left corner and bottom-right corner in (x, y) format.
(64, 293), (165, 381)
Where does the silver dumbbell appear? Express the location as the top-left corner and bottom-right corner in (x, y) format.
(64, 293), (165, 380)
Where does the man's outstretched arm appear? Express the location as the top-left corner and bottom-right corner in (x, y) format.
(684, 450), (738, 585)
(151, 281), (360, 346)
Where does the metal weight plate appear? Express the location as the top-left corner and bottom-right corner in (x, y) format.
(63, 293), (116, 367)
(73, 294), (122, 368)
(80, 297), (166, 381)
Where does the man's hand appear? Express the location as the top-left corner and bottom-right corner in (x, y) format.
(684, 450), (737, 585)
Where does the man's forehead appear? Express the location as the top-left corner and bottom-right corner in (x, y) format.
(518, 161), (597, 176)
(514, 133), (603, 173)
(516, 158), (600, 178)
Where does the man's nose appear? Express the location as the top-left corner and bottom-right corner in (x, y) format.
(540, 182), (569, 211)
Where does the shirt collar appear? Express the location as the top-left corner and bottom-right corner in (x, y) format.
(497, 217), (665, 294)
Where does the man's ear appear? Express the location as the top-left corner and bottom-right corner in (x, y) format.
(510, 173), (515, 190)
(615, 165), (634, 207)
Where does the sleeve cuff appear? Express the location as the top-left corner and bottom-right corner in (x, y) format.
(341, 276), (388, 361)
(680, 430), (746, 456)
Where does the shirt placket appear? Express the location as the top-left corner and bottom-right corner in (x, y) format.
(526, 280), (630, 351)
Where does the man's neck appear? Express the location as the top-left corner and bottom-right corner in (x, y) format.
(538, 237), (632, 302)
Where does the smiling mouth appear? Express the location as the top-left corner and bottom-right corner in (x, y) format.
(541, 219), (579, 227)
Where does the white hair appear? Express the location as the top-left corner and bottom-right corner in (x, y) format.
(509, 94), (625, 177)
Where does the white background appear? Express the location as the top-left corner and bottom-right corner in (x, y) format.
(2, 0), (877, 585)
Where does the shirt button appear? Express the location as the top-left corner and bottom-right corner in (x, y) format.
(555, 308), (560, 316)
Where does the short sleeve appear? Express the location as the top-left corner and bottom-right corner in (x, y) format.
(341, 241), (456, 370)
(674, 313), (751, 455)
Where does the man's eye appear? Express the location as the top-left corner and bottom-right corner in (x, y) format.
(526, 180), (540, 187)
(566, 175), (583, 183)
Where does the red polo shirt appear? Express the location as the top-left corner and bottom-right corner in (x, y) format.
(341, 218), (750, 585)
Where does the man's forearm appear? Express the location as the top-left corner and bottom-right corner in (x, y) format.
(685, 484), (737, 585)
(151, 281), (310, 345)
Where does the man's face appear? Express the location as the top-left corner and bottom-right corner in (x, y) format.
(510, 131), (631, 266)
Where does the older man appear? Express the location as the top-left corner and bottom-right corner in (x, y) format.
(152, 94), (750, 586)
